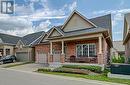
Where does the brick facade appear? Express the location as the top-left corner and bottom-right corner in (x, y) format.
(35, 38), (110, 65)
(35, 44), (49, 63)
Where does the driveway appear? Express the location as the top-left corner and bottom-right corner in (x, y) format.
(0, 68), (125, 85)
(9, 63), (47, 72)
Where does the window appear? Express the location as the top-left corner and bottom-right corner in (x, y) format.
(89, 44), (96, 56)
(6, 49), (10, 55)
(83, 45), (88, 56)
(76, 44), (96, 57)
(77, 45), (82, 56)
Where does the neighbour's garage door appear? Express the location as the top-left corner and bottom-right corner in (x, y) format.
(37, 52), (47, 63)
(16, 52), (29, 62)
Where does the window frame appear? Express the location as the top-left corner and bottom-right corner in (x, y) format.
(76, 43), (96, 57)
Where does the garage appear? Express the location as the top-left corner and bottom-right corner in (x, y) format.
(16, 52), (29, 62)
(36, 52), (47, 63)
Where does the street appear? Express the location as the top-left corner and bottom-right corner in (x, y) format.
(0, 68), (123, 85)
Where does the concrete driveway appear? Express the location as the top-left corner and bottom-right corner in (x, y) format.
(0, 68), (125, 85)
(9, 63), (47, 72)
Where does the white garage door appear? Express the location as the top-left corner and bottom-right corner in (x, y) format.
(37, 52), (47, 63)
(16, 52), (29, 62)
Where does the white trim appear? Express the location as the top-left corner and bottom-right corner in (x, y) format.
(47, 27), (64, 38)
(76, 43), (96, 58)
(16, 40), (25, 47)
(37, 33), (47, 44)
(50, 33), (103, 42)
(29, 35), (43, 46)
(61, 10), (97, 30)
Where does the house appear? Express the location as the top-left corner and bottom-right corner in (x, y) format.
(111, 41), (125, 57)
(15, 31), (45, 62)
(35, 10), (113, 65)
(0, 31), (45, 62)
(123, 13), (130, 63)
(0, 33), (20, 57)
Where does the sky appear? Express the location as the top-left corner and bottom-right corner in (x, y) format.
(0, 0), (130, 41)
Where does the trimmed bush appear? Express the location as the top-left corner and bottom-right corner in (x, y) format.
(37, 67), (90, 74)
(37, 68), (51, 72)
(62, 65), (102, 73)
(53, 68), (90, 74)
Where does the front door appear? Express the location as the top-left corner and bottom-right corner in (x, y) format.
(53, 51), (61, 62)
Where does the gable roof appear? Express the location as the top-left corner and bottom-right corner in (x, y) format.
(89, 14), (111, 29)
(47, 26), (64, 38)
(61, 10), (97, 30)
(47, 14), (112, 39)
(0, 33), (20, 45)
(21, 31), (45, 46)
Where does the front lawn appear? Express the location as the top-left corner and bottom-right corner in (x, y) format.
(38, 71), (130, 85)
(37, 65), (130, 85)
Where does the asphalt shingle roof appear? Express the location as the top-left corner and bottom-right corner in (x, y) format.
(21, 31), (45, 46)
(0, 31), (45, 46)
(51, 14), (111, 38)
(89, 14), (111, 29)
(0, 33), (20, 45)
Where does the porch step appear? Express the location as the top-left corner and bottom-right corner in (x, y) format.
(49, 62), (62, 68)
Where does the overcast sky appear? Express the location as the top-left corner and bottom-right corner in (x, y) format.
(0, 0), (130, 41)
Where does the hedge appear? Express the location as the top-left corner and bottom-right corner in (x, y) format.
(62, 65), (102, 73)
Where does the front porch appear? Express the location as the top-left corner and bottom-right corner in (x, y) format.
(47, 33), (105, 65)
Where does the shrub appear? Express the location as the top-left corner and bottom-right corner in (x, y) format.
(53, 68), (90, 75)
(102, 68), (110, 76)
(37, 68), (51, 72)
(62, 65), (102, 73)
(112, 55), (125, 63)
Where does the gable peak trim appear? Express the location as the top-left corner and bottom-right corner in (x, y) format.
(47, 26), (64, 38)
(61, 10), (97, 30)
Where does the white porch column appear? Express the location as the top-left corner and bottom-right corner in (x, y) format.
(50, 42), (53, 54)
(61, 40), (64, 54)
(99, 36), (102, 54)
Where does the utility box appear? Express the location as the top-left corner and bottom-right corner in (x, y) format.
(111, 64), (130, 75)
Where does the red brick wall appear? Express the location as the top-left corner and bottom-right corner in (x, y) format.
(35, 44), (49, 62)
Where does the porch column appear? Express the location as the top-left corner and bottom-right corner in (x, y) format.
(61, 40), (65, 63)
(50, 42), (53, 54)
(48, 41), (53, 62)
(99, 36), (102, 54)
(98, 36), (104, 64)
(61, 40), (64, 54)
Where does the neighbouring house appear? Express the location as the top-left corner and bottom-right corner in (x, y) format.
(0, 31), (45, 62)
(15, 31), (45, 62)
(35, 10), (113, 65)
(111, 41), (125, 57)
(123, 13), (130, 63)
(0, 33), (20, 57)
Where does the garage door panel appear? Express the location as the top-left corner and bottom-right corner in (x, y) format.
(37, 52), (47, 63)
(16, 52), (29, 62)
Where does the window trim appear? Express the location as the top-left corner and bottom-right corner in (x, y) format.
(76, 43), (96, 58)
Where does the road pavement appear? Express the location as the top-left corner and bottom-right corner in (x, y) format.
(0, 68), (125, 85)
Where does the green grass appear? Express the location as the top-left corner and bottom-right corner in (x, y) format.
(4, 62), (34, 68)
(37, 71), (130, 85)
(62, 65), (102, 73)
